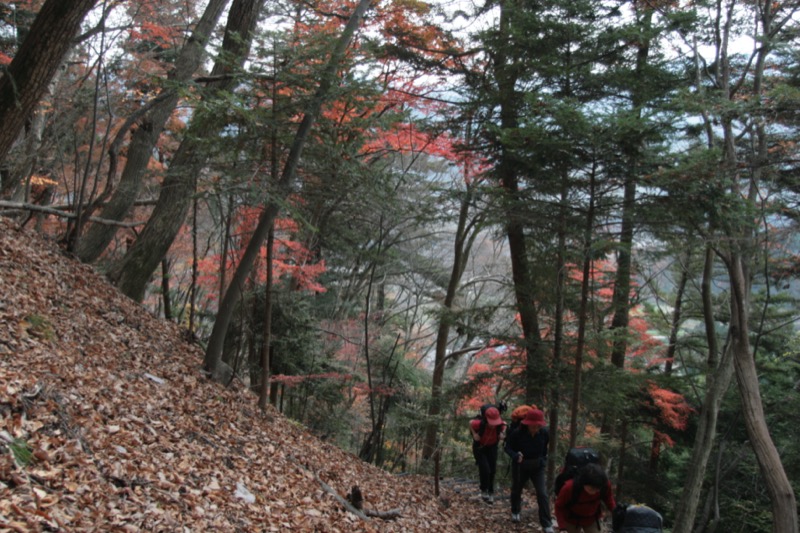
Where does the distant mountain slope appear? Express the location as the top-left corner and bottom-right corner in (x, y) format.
(0, 218), (492, 532)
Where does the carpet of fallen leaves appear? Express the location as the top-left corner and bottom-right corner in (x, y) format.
(0, 218), (552, 532)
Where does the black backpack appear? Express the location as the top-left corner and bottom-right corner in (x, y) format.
(553, 447), (600, 498)
(612, 504), (663, 533)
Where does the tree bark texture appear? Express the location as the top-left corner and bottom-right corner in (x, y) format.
(0, 0), (97, 165)
(728, 253), (798, 533)
(75, 0), (230, 263)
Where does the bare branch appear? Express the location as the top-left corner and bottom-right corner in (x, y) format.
(0, 202), (144, 228)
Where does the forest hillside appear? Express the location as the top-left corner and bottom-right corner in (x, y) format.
(0, 217), (511, 532)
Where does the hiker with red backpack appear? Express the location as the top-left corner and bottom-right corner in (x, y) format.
(555, 462), (616, 533)
(503, 408), (555, 532)
(469, 403), (507, 503)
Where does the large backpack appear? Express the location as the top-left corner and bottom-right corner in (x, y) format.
(506, 404), (534, 434)
(612, 504), (663, 533)
(553, 447), (601, 498)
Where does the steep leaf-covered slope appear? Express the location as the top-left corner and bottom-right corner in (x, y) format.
(0, 218), (522, 532)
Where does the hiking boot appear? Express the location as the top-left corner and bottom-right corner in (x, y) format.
(512, 513), (520, 523)
(481, 491), (490, 502)
(486, 493), (494, 503)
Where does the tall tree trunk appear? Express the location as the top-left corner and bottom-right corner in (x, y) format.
(422, 182), (479, 460)
(74, 0), (230, 263)
(188, 196), (199, 335)
(664, 251), (691, 375)
(359, 240), (379, 462)
(672, 245), (735, 533)
(160, 257), (172, 320)
(0, 0), (96, 166)
(548, 173), (568, 482)
(728, 253), (797, 532)
(708, 1), (798, 524)
(608, 5), (653, 370)
(607, 169), (635, 370)
(203, 0), (374, 377)
(492, 0), (547, 406)
(569, 164), (596, 448)
(258, 226), (274, 410)
(602, 5), (654, 443)
(107, 0), (265, 301)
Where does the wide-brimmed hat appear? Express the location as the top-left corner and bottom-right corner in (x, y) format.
(484, 406), (503, 426)
(521, 408), (545, 426)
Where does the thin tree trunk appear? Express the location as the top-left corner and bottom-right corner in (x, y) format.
(650, 249), (691, 473)
(161, 257), (172, 320)
(664, 251), (691, 375)
(728, 253), (797, 533)
(548, 175), (568, 483)
(65, 23), (113, 254)
(74, 0), (230, 263)
(422, 181), (479, 460)
(258, 226), (274, 410)
(673, 246), (735, 533)
(358, 222), (387, 463)
(616, 419), (628, 501)
(3, 64), (61, 202)
(189, 196), (199, 335)
(607, 170), (635, 369)
(707, 1), (799, 523)
(219, 194), (234, 302)
(569, 164), (596, 448)
(259, 93), (280, 410)
(203, 0), (374, 377)
(107, 0), (265, 301)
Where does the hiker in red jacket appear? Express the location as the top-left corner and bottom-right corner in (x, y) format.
(469, 405), (506, 503)
(555, 463), (616, 533)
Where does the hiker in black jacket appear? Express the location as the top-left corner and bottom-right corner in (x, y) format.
(504, 408), (554, 532)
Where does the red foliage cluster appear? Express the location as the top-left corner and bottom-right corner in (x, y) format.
(460, 341), (525, 415)
(196, 207), (327, 299)
(646, 381), (693, 437)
